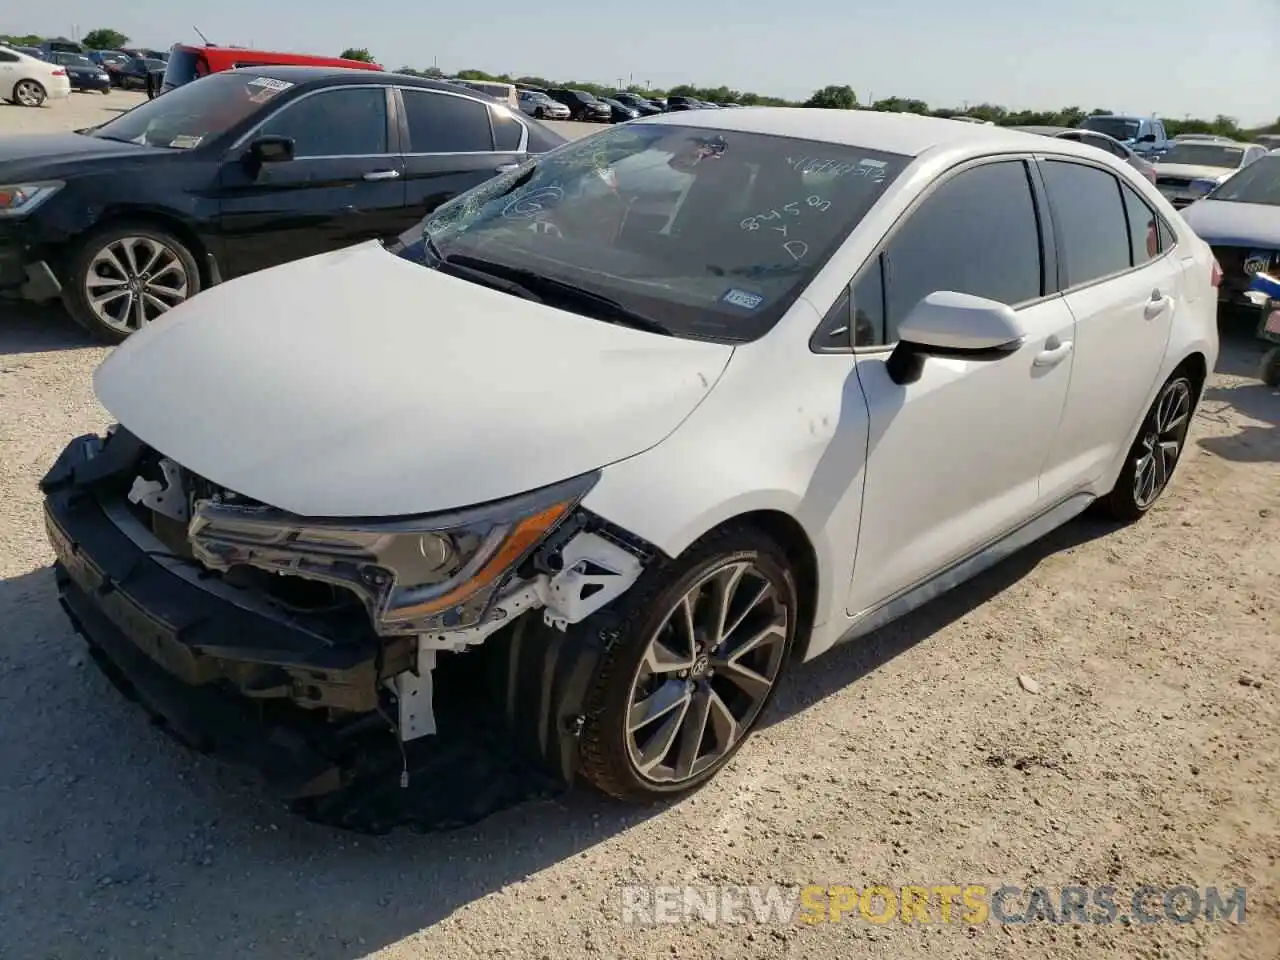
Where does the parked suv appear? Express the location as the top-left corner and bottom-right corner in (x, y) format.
(1077, 115), (1171, 158)
(546, 88), (611, 122)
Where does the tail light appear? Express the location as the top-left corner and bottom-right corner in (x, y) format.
(50, 68), (66, 76)
(1211, 258), (1223, 288)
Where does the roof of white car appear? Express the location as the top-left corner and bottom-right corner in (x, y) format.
(635, 107), (1099, 160)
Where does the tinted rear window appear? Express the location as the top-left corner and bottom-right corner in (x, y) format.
(1041, 160), (1131, 285)
(1079, 117), (1142, 140)
(162, 47), (203, 87)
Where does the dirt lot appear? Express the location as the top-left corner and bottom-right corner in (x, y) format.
(0, 94), (1277, 960)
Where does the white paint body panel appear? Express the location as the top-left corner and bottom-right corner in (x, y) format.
(94, 242), (732, 517)
(0, 45), (72, 100)
(93, 110), (1219, 665)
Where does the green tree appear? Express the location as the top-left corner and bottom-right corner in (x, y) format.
(82, 28), (130, 50)
(804, 85), (858, 110)
(340, 48), (375, 63)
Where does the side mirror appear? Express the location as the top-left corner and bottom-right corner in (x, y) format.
(886, 291), (1026, 385)
(245, 135), (295, 166)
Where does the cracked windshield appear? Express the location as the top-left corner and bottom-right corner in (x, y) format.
(393, 123), (908, 342)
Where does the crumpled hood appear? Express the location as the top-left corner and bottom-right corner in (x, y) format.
(1181, 199), (1280, 247)
(1154, 162), (1235, 181)
(94, 242), (734, 518)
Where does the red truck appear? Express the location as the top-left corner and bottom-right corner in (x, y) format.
(159, 44), (383, 94)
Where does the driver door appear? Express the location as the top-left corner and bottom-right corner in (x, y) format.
(844, 158), (1077, 617)
(215, 85), (406, 277)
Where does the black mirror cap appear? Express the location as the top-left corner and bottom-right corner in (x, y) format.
(246, 135), (295, 165)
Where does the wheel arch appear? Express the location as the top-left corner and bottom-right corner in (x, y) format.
(72, 208), (219, 288)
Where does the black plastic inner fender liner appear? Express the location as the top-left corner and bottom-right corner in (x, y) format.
(41, 428), (598, 834)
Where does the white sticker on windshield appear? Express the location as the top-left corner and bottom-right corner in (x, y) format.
(169, 134), (203, 149)
(247, 77), (294, 92)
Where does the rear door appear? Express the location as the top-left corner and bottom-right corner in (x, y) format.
(1037, 158), (1178, 500)
(396, 87), (526, 223)
(216, 84), (407, 277)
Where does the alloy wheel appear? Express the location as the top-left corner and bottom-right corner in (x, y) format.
(625, 560), (789, 785)
(15, 80), (45, 107)
(1133, 378), (1192, 510)
(83, 236), (190, 334)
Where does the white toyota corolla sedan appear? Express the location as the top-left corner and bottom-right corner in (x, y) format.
(42, 109), (1219, 812)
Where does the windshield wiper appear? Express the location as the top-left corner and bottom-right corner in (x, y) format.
(445, 255), (674, 336)
(432, 254), (544, 304)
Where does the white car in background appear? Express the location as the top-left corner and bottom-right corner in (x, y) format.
(0, 43), (72, 107)
(1154, 140), (1268, 207)
(42, 112), (1218, 811)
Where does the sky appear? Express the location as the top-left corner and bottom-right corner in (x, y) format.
(15, 0), (1280, 125)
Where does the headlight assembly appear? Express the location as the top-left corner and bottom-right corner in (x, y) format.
(188, 472), (597, 635)
(0, 181), (64, 218)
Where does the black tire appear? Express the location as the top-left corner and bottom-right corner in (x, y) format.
(12, 78), (46, 107)
(577, 525), (798, 803)
(61, 222), (201, 344)
(1097, 371), (1196, 523)
(1260, 347), (1280, 388)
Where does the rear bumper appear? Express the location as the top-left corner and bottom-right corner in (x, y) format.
(41, 431), (390, 798)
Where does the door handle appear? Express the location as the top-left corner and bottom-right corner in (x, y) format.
(362, 169), (400, 181)
(1033, 340), (1073, 367)
(495, 163), (521, 174)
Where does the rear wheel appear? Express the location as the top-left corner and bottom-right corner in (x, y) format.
(1098, 372), (1195, 522)
(62, 224), (200, 343)
(578, 526), (797, 802)
(1260, 347), (1280, 388)
(13, 79), (46, 107)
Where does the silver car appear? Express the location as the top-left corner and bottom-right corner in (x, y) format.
(518, 89), (570, 121)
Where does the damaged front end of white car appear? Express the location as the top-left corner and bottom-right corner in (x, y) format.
(41, 429), (654, 827)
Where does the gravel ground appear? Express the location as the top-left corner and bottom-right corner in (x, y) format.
(1, 94), (1277, 960)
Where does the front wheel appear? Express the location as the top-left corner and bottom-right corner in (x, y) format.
(577, 526), (798, 803)
(1260, 347), (1280, 388)
(62, 224), (201, 343)
(1098, 372), (1195, 522)
(13, 79), (46, 107)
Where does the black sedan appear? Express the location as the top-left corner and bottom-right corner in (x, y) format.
(0, 66), (565, 342)
(116, 57), (167, 91)
(611, 91), (662, 116)
(598, 97), (641, 123)
(545, 88), (612, 122)
(49, 52), (112, 93)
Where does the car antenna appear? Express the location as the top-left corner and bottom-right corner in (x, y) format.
(193, 25), (216, 47)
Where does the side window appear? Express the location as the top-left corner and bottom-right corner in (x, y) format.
(1040, 160), (1131, 286)
(259, 87), (389, 158)
(490, 106), (524, 152)
(881, 161), (1043, 342)
(1157, 217), (1177, 252)
(1120, 183), (1159, 265)
(0, 52), (17, 63)
(402, 90), (494, 153)
(1154, 122), (1167, 142)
